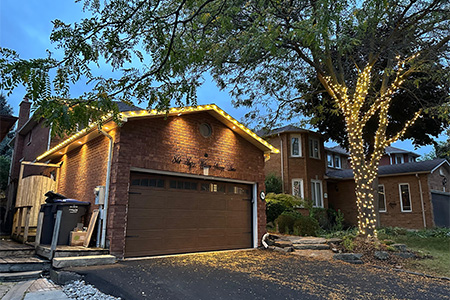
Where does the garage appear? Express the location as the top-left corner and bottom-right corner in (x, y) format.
(125, 172), (254, 257)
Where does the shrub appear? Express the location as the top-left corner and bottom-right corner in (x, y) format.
(342, 235), (356, 252)
(275, 214), (297, 234)
(293, 216), (320, 236)
(265, 173), (283, 194)
(265, 193), (302, 223)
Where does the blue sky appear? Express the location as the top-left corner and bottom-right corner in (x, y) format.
(0, 0), (446, 157)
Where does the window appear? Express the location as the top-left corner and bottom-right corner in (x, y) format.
(395, 154), (404, 164)
(291, 135), (301, 157)
(378, 185), (386, 212)
(399, 183), (412, 212)
(311, 180), (323, 208)
(170, 180), (197, 190)
(327, 154), (333, 167)
(409, 156), (415, 163)
(292, 179), (304, 198)
(201, 183), (225, 192)
(309, 138), (320, 159)
(199, 123), (212, 137)
(27, 132), (32, 145)
(131, 178), (165, 188)
(334, 155), (341, 169)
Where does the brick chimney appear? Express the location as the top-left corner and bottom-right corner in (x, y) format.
(17, 97), (31, 129)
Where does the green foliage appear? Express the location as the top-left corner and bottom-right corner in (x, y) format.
(265, 193), (302, 223)
(0, 156), (11, 191)
(342, 235), (356, 252)
(0, 94), (13, 115)
(275, 214), (297, 234)
(293, 216), (320, 237)
(378, 227), (450, 239)
(265, 173), (282, 194)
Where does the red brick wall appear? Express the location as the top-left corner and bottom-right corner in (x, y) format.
(264, 132), (328, 208)
(328, 173), (435, 229)
(428, 163), (450, 192)
(56, 112), (267, 257)
(379, 155), (391, 166)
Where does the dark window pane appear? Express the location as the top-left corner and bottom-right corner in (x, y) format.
(141, 179), (149, 186)
(131, 179), (140, 186)
(201, 183), (209, 191)
(149, 179), (156, 187)
(217, 184), (225, 193)
(400, 184), (411, 211)
(190, 182), (198, 190)
(170, 180), (177, 189)
(177, 181), (183, 189)
(157, 179), (164, 188)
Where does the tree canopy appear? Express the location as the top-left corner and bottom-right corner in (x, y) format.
(1, 0), (448, 138)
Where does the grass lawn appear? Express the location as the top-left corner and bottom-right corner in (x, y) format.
(378, 233), (450, 278)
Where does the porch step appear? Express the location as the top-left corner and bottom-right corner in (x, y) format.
(0, 248), (35, 257)
(0, 270), (43, 282)
(293, 244), (331, 250)
(0, 256), (50, 273)
(52, 255), (116, 269)
(36, 245), (109, 260)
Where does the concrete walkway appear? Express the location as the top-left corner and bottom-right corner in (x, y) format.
(1, 278), (70, 300)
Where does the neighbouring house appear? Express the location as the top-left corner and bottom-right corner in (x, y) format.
(259, 125), (450, 229)
(327, 159), (450, 229)
(7, 98), (278, 258)
(257, 125), (328, 209)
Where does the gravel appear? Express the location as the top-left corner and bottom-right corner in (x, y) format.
(63, 280), (121, 300)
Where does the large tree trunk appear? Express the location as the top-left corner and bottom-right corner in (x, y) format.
(353, 167), (378, 239)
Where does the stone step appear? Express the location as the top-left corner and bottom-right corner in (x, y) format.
(0, 248), (36, 257)
(288, 237), (327, 244)
(52, 255), (116, 269)
(293, 244), (330, 250)
(0, 256), (50, 273)
(0, 270), (42, 282)
(36, 245), (109, 260)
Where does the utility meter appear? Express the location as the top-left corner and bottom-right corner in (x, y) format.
(94, 186), (106, 205)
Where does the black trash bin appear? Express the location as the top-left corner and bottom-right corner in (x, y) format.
(40, 199), (90, 245)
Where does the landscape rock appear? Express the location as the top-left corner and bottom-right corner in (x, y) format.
(392, 244), (408, 252)
(333, 253), (364, 264)
(273, 240), (293, 248)
(394, 252), (416, 259)
(374, 251), (390, 260)
(293, 244), (330, 250)
(326, 238), (343, 244)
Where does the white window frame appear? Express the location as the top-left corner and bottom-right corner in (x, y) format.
(409, 156), (415, 163)
(292, 178), (304, 198)
(311, 179), (324, 208)
(378, 184), (387, 212)
(334, 155), (341, 169)
(399, 183), (412, 212)
(395, 154), (404, 164)
(327, 153), (333, 167)
(291, 135), (302, 157)
(309, 138), (320, 159)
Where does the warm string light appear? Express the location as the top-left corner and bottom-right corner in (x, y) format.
(322, 55), (421, 239)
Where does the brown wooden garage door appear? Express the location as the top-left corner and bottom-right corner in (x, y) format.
(125, 173), (253, 257)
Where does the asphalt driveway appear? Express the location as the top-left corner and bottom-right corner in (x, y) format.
(69, 250), (450, 300)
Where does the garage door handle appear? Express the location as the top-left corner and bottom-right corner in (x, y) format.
(126, 235), (139, 238)
(128, 192), (142, 195)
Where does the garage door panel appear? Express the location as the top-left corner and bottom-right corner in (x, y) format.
(125, 173), (253, 257)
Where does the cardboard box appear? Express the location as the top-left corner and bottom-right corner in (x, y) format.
(70, 231), (87, 246)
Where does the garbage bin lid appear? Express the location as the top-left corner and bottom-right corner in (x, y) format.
(53, 199), (91, 205)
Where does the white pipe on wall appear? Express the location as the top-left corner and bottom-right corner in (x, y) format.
(99, 129), (114, 249)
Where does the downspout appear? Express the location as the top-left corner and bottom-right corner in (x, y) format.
(99, 129), (114, 248)
(279, 134), (284, 193)
(416, 173), (427, 228)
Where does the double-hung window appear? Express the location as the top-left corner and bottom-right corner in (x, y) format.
(334, 155), (341, 169)
(378, 185), (386, 212)
(399, 183), (412, 212)
(291, 135), (302, 157)
(292, 179), (304, 198)
(309, 138), (320, 159)
(311, 180), (323, 208)
(395, 154), (404, 164)
(327, 154), (333, 167)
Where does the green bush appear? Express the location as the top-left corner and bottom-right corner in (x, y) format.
(293, 216), (320, 236)
(342, 235), (356, 251)
(275, 214), (297, 234)
(265, 173), (283, 194)
(265, 193), (302, 223)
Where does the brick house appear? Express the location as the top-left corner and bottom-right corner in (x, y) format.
(260, 125), (449, 229)
(258, 125), (328, 208)
(7, 99), (278, 258)
(327, 159), (450, 229)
